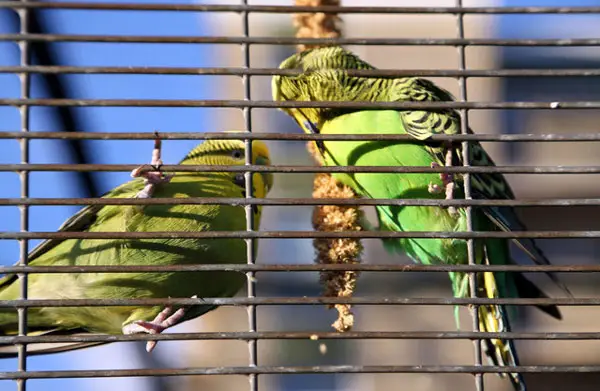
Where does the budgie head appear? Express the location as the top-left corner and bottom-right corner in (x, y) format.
(272, 46), (376, 134)
(181, 135), (273, 199)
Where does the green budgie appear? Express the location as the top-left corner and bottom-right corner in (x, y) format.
(272, 46), (571, 391)
(0, 134), (273, 356)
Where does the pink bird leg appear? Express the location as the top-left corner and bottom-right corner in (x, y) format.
(428, 143), (457, 215)
(122, 295), (198, 353)
(130, 132), (173, 199)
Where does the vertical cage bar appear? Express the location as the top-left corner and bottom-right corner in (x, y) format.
(455, 1), (483, 391)
(16, 1), (31, 390)
(240, 2), (258, 391)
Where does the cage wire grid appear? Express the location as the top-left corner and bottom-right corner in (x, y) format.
(0, 2), (599, 391)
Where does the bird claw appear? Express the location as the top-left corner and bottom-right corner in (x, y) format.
(131, 131), (173, 199)
(430, 155), (458, 216)
(122, 295), (198, 353)
(428, 182), (442, 194)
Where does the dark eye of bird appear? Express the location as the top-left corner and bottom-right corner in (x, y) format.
(231, 149), (244, 159)
(234, 173), (245, 188)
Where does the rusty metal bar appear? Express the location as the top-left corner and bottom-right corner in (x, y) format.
(0, 98), (598, 109)
(239, 3), (259, 391)
(0, 3), (600, 14)
(454, 2), (483, 389)
(1, 3), (600, 14)
(2, 331), (600, 345)
(2, 365), (600, 380)
(2, 131), (600, 142)
(2, 163), (600, 174)
(0, 297), (597, 308)
(3, 197), (600, 207)
(2, 34), (600, 46)
(0, 230), (598, 240)
(5, 66), (600, 78)
(16, 2), (31, 389)
(0, 264), (599, 274)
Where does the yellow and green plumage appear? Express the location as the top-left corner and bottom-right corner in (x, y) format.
(0, 136), (273, 356)
(272, 46), (571, 391)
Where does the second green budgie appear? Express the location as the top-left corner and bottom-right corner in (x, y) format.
(272, 46), (571, 391)
(0, 134), (273, 356)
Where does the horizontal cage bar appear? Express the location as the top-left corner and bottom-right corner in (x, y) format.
(1, 3), (600, 14)
(2, 34), (600, 46)
(0, 98), (595, 109)
(1, 164), (599, 174)
(1, 331), (599, 345)
(0, 230), (599, 240)
(1, 365), (600, 380)
(0, 297), (597, 308)
(4, 196), (600, 207)
(0, 263), (598, 273)
(3, 197), (600, 207)
(2, 131), (600, 142)
(4, 66), (600, 78)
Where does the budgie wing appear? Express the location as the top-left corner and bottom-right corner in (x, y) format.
(0, 178), (145, 288)
(0, 179), (146, 355)
(27, 179), (145, 262)
(390, 77), (572, 297)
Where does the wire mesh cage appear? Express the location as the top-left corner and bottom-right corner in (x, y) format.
(1, 1), (600, 391)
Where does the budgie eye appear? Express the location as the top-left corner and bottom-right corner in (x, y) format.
(234, 173), (245, 188)
(231, 149), (244, 159)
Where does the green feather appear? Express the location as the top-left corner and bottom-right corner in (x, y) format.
(0, 137), (273, 357)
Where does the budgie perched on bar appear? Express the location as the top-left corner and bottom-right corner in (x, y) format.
(272, 46), (571, 391)
(0, 133), (273, 356)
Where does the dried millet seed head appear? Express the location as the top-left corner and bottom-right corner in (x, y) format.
(293, 0), (359, 333)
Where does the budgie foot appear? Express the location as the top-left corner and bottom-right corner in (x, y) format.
(429, 160), (458, 216)
(122, 295), (197, 353)
(130, 131), (173, 199)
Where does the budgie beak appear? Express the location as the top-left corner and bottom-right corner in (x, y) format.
(302, 120), (319, 134)
(300, 120), (327, 156)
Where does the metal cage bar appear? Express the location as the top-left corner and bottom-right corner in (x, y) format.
(455, 2), (483, 390)
(3, 330), (600, 344)
(4, 196), (600, 208)
(0, 364), (600, 380)
(5, 66), (600, 77)
(1, 263), (600, 274)
(16, 1), (31, 390)
(1, 131), (600, 141)
(6, 163), (600, 174)
(1, 98), (600, 109)
(0, 230), (599, 240)
(1, 3), (600, 14)
(0, 296), (598, 307)
(3, 35), (600, 46)
(240, 2), (259, 391)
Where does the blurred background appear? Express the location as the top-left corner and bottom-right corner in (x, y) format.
(1, 0), (600, 391)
